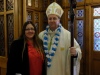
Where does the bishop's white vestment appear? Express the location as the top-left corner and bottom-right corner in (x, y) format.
(39, 26), (82, 75)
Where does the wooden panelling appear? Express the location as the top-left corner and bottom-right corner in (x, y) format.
(0, 57), (7, 75)
(39, 12), (44, 32)
(1, 68), (6, 75)
(86, 0), (91, 4)
(0, 57), (7, 68)
(84, 5), (92, 75)
(23, 0), (27, 23)
(61, 9), (68, 29)
(93, 52), (100, 60)
(93, 60), (100, 75)
(92, 0), (100, 3)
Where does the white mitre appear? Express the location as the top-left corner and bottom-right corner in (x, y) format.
(46, 2), (64, 18)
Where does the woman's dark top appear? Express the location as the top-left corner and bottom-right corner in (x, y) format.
(6, 38), (47, 75)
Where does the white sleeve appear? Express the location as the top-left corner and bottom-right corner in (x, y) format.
(38, 31), (44, 41)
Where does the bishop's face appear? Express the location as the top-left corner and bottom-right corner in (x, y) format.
(48, 14), (60, 31)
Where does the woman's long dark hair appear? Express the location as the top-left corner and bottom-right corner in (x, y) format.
(20, 21), (44, 57)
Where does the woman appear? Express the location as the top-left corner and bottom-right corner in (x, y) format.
(6, 21), (46, 75)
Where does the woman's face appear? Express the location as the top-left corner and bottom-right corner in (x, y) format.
(25, 24), (35, 40)
(48, 14), (60, 31)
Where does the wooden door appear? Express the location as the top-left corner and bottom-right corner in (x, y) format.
(64, 6), (85, 75)
(0, 0), (22, 75)
(85, 5), (100, 75)
(0, 0), (14, 74)
(91, 6), (100, 75)
(85, 2), (100, 75)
